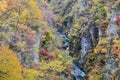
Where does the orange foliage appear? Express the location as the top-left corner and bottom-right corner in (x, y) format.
(40, 48), (50, 56)
(0, 0), (8, 12)
(111, 46), (120, 58)
(51, 54), (56, 60)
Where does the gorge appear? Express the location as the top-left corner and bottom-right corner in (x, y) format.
(0, 0), (120, 80)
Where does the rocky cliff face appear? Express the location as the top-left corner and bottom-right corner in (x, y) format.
(46, 0), (120, 80)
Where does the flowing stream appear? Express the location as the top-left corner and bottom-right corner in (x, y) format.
(56, 0), (92, 79)
(57, 31), (86, 80)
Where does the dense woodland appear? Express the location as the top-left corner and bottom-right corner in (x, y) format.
(0, 0), (120, 80)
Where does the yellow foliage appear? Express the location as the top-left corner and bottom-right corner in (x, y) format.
(80, 16), (86, 21)
(0, 0), (8, 15)
(94, 48), (98, 53)
(73, 14), (81, 29)
(101, 48), (107, 53)
(20, 9), (29, 24)
(112, 39), (120, 49)
(95, 19), (100, 23)
(88, 68), (102, 80)
(23, 58), (71, 79)
(17, 41), (26, 48)
(117, 0), (120, 2)
(38, 49), (72, 78)
(98, 39), (109, 45)
(92, 0), (99, 4)
(0, 1), (7, 11)
(113, 39), (120, 44)
(104, 6), (109, 11)
(23, 69), (43, 80)
(0, 46), (23, 80)
(28, 0), (43, 20)
(41, 60), (66, 73)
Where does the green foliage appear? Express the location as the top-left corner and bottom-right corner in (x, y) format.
(73, 14), (81, 29)
(41, 30), (54, 49)
(96, 1), (107, 18)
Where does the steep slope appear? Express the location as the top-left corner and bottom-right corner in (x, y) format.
(0, 0), (120, 80)
(46, 0), (120, 80)
(0, 0), (73, 80)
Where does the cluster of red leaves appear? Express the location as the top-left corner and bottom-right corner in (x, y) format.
(40, 48), (56, 60)
(116, 16), (120, 23)
(40, 48), (50, 56)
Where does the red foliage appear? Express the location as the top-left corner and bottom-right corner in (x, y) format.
(116, 16), (120, 23)
(43, 51), (50, 56)
(40, 48), (50, 56)
(111, 46), (120, 58)
(111, 47), (119, 54)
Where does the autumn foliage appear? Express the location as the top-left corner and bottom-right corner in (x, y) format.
(0, 46), (22, 80)
(40, 48), (57, 60)
(40, 48), (50, 56)
(116, 16), (120, 23)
